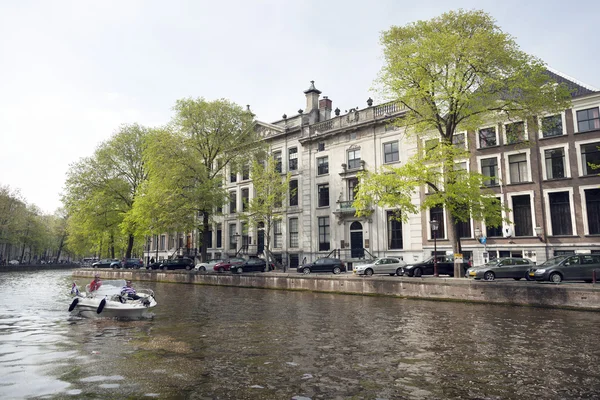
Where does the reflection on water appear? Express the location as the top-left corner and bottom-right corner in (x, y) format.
(1, 270), (600, 399)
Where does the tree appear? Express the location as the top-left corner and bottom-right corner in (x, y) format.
(132, 98), (261, 263)
(241, 156), (292, 267)
(357, 9), (572, 276)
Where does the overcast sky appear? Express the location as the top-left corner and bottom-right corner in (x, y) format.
(1, 0), (598, 214)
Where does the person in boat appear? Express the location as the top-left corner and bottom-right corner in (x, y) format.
(89, 273), (102, 292)
(121, 280), (141, 300)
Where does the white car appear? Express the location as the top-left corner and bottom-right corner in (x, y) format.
(195, 259), (225, 272)
(8, 260), (19, 265)
(353, 257), (406, 276)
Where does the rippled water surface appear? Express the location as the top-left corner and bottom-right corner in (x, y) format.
(1, 269), (600, 399)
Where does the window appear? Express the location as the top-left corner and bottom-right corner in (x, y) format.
(430, 206), (445, 239)
(318, 184), (329, 207)
(160, 235), (165, 251)
(241, 222), (249, 247)
(288, 147), (298, 171)
(479, 127), (497, 148)
(541, 114), (563, 137)
(207, 228), (213, 248)
(289, 180), (298, 206)
(585, 189), (600, 234)
(273, 151), (282, 173)
(486, 198), (503, 237)
(481, 157), (498, 186)
(452, 133), (466, 149)
(229, 191), (237, 213)
(318, 217), (330, 251)
(242, 164), (250, 180)
(241, 188), (249, 211)
(505, 121), (526, 144)
(216, 224), (222, 248)
(508, 153), (528, 183)
(229, 224), (237, 250)
(581, 142), (600, 175)
(230, 170), (237, 183)
(317, 156), (329, 175)
(425, 138), (439, 152)
(348, 149), (361, 169)
(512, 195), (532, 236)
(289, 218), (298, 248)
(348, 178), (359, 201)
(576, 107), (600, 132)
(545, 148), (565, 179)
(274, 220), (282, 248)
(549, 192), (572, 236)
(384, 142), (399, 163)
(289, 254), (299, 268)
(387, 211), (403, 249)
(318, 142), (325, 151)
(457, 216), (471, 238)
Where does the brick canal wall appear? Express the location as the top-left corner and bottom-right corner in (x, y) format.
(72, 269), (600, 311)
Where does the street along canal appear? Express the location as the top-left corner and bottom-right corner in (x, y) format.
(1, 269), (599, 399)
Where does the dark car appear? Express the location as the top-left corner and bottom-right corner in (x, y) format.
(146, 261), (164, 270)
(402, 255), (469, 277)
(111, 258), (144, 269)
(213, 257), (245, 272)
(297, 258), (346, 274)
(230, 258), (274, 274)
(92, 259), (118, 268)
(466, 257), (535, 281)
(529, 254), (600, 283)
(160, 257), (195, 271)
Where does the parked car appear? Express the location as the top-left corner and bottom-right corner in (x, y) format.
(8, 259), (19, 265)
(213, 257), (245, 272)
(466, 257), (535, 281)
(529, 254), (600, 283)
(110, 258), (144, 269)
(402, 255), (469, 277)
(297, 258), (346, 274)
(195, 259), (225, 272)
(353, 257), (406, 276)
(160, 257), (195, 271)
(230, 258), (274, 274)
(146, 261), (164, 270)
(92, 259), (118, 268)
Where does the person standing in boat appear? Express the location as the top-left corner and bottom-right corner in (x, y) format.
(89, 273), (102, 292)
(121, 280), (141, 300)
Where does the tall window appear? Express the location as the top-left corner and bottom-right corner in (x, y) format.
(384, 142), (399, 163)
(430, 206), (445, 239)
(242, 164), (250, 180)
(387, 211), (403, 249)
(509, 153), (528, 183)
(348, 178), (359, 201)
(273, 220), (282, 248)
(545, 148), (565, 179)
(479, 127), (497, 148)
(452, 133), (466, 149)
(229, 191), (237, 214)
(481, 157), (498, 186)
(288, 147), (298, 171)
(581, 142), (600, 175)
(549, 192), (572, 236)
(347, 149), (361, 169)
(229, 223), (237, 250)
(318, 184), (329, 207)
(486, 198), (503, 237)
(289, 179), (298, 206)
(541, 115), (563, 137)
(505, 121), (526, 144)
(230, 169), (237, 183)
(318, 217), (330, 251)
(289, 218), (298, 248)
(457, 209), (471, 238)
(160, 235), (166, 251)
(207, 228), (213, 248)
(425, 138), (439, 152)
(273, 151), (282, 173)
(512, 195), (532, 236)
(317, 156), (329, 175)
(586, 189), (600, 234)
(577, 107), (600, 132)
(241, 188), (249, 211)
(216, 224), (222, 248)
(241, 222), (249, 247)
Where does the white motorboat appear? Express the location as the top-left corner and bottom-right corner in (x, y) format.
(68, 279), (157, 319)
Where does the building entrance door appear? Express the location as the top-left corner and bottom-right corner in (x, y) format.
(257, 225), (265, 256)
(350, 221), (364, 258)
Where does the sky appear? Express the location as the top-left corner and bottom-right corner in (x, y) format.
(1, 0), (599, 214)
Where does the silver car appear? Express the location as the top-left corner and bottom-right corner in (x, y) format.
(353, 257), (406, 276)
(466, 257), (535, 281)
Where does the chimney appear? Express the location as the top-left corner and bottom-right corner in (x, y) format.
(319, 96), (332, 121)
(304, 80), (321, 113)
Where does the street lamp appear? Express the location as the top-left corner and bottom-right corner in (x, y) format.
(430, 219), (439, 277)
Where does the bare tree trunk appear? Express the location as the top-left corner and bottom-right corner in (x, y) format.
(201, 212), (210, 262)
(125, 234), (134, 258)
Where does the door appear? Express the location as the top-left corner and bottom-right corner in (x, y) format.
(350, 221), (364, 258)
(257, 227), (265, 256)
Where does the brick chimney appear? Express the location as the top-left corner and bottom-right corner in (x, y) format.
(319, 96), (332, 121)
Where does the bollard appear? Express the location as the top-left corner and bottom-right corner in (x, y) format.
(593, 269), (597, 285)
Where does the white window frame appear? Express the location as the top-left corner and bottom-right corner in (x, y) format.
(503, 120), (529, 144)
(477, 125), (499, 149)
(428, 206), (447, 240)
(452, 131), (468, 150)
(482, 195), (505, 235)
(503, 149), (531, 184)
(507, 190), (538, 237)
(573, 102), (600, 134)
(539, 143), (571, 180)
(574, 138), (600, 176)
(579, 184), (600, 235)
(537, 112), (567, 139)
(543, 187), (577, 236)
(476, 154), (502, 186)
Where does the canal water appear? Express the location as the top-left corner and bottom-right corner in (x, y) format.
(1, 269), (599, 399)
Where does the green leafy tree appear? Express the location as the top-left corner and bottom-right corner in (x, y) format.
(358, 9), (572, 276)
